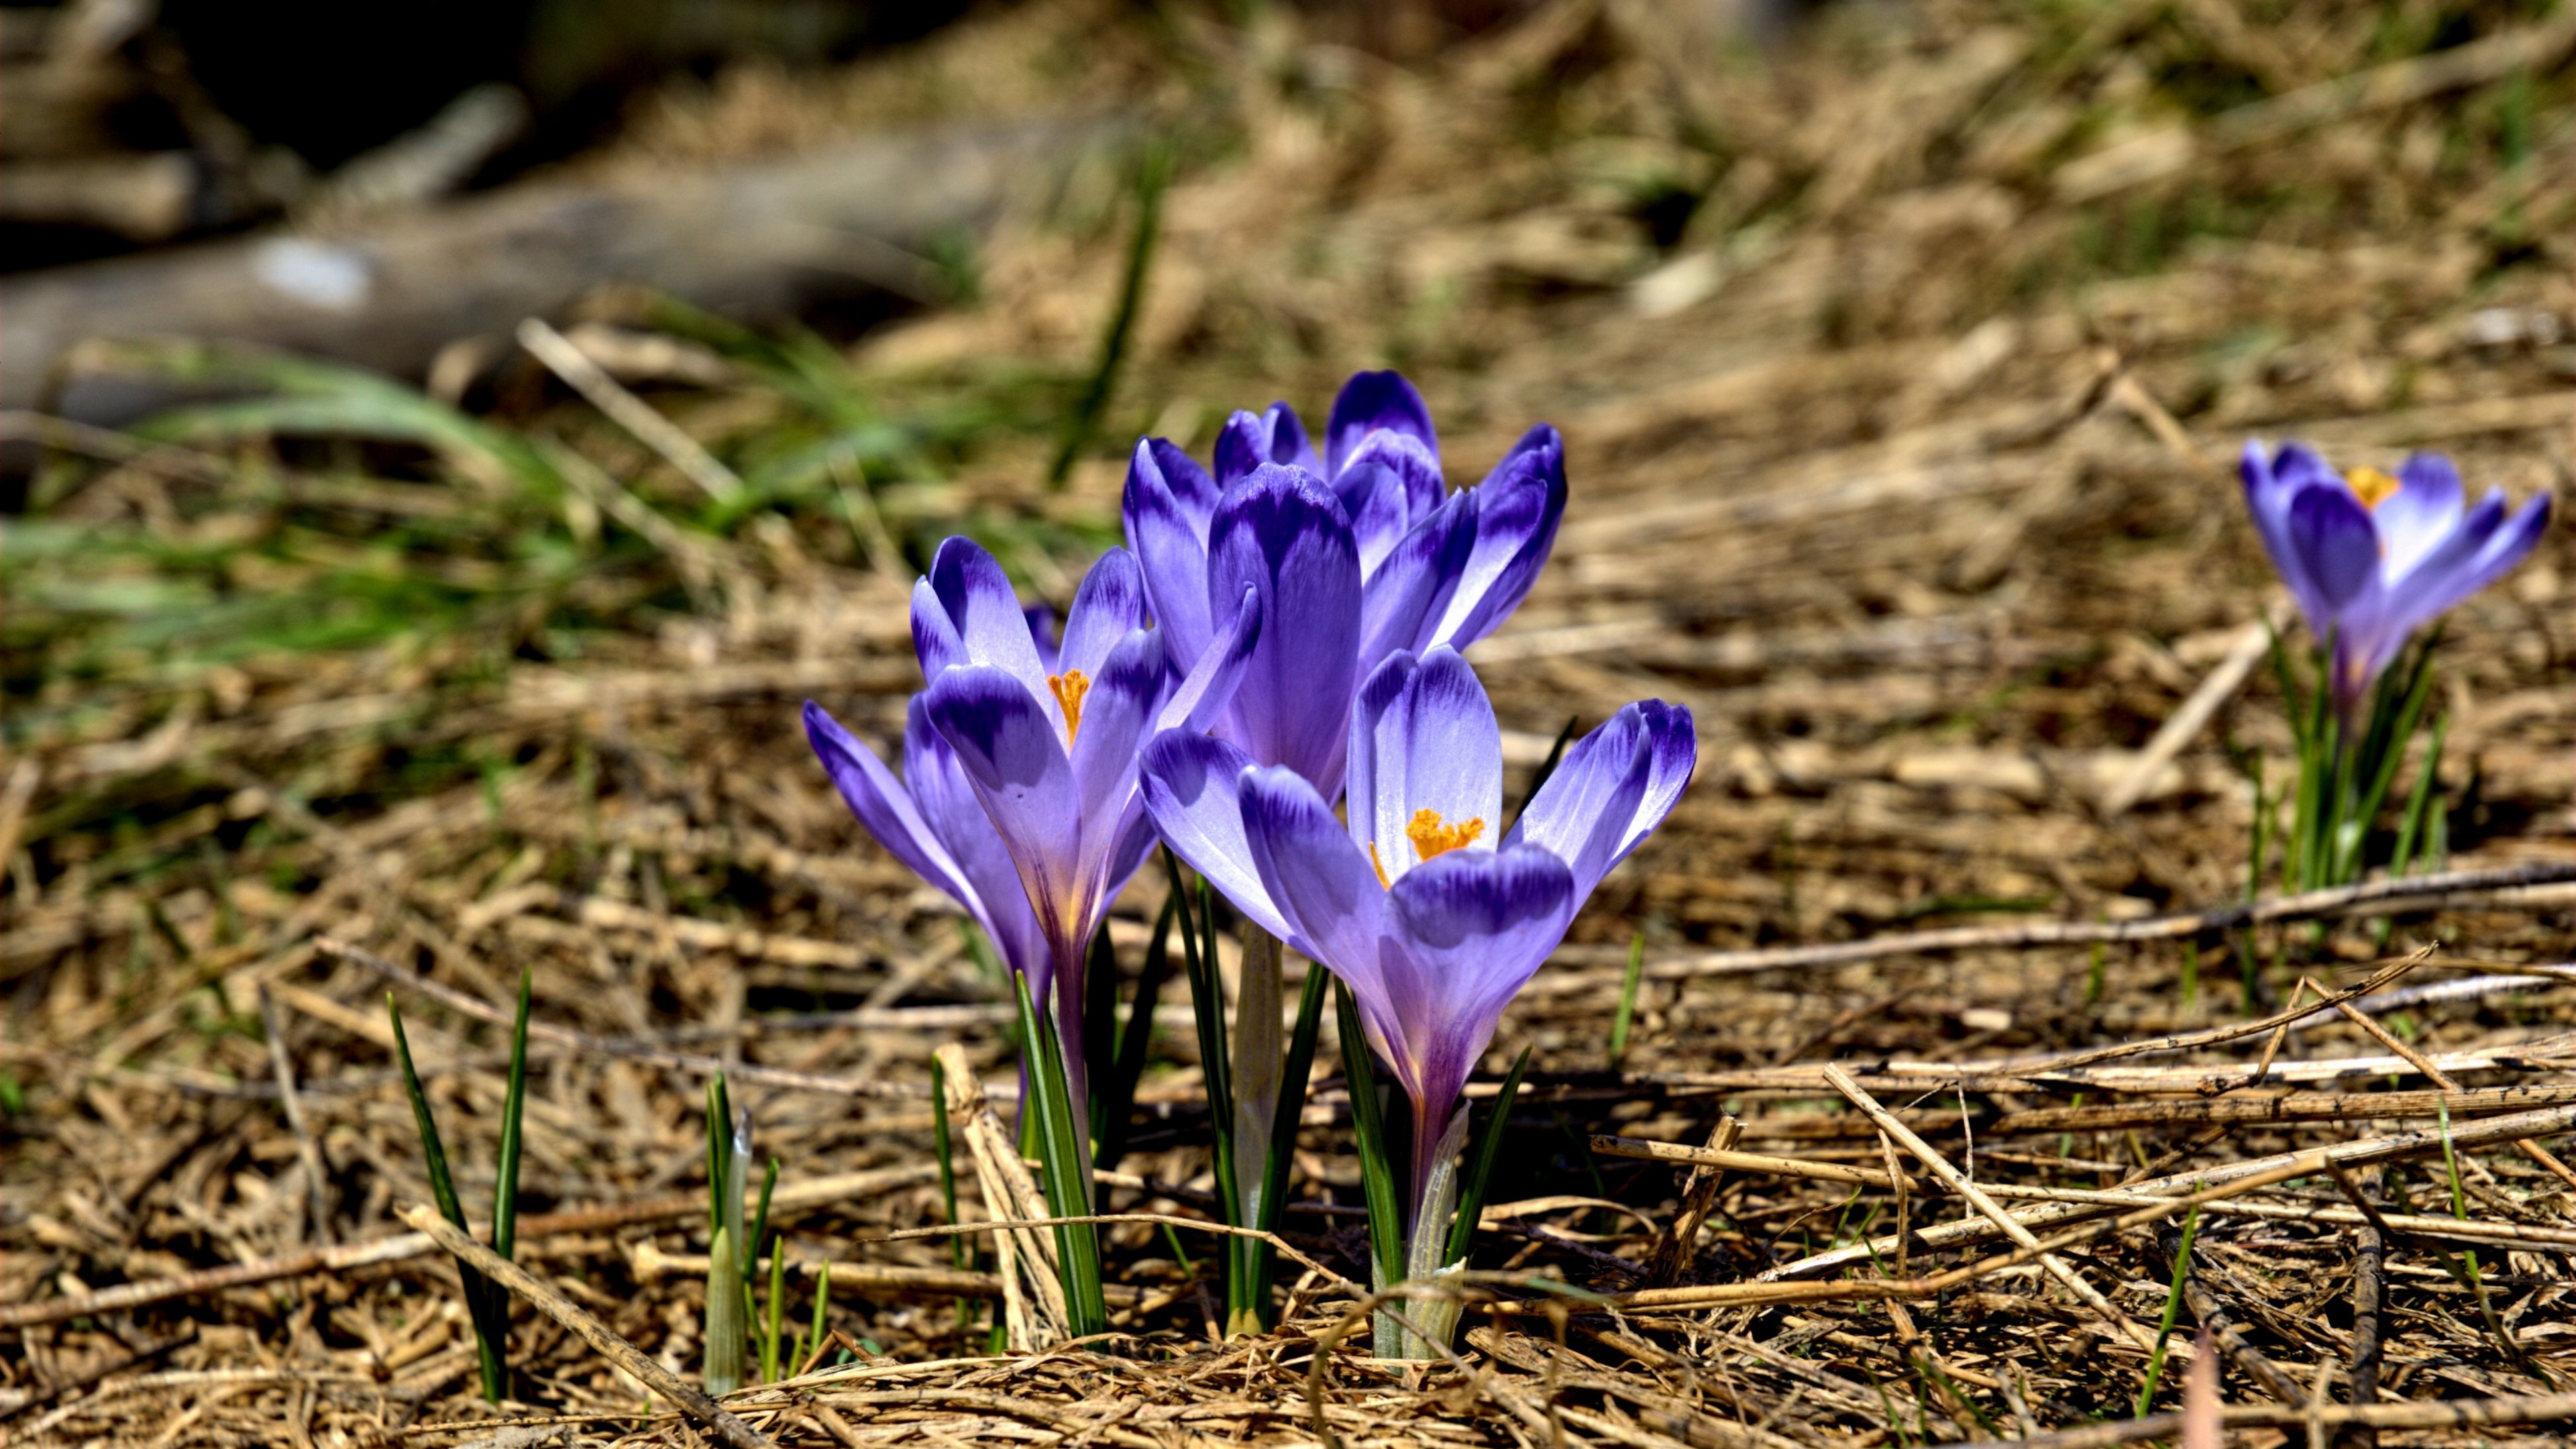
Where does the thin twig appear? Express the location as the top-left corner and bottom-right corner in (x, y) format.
(2102, 611), (2273, 815)
(2330, 994), (2576, 1190)
(1627, 863), (2576, 978)
(1992, 1387), (2576, 1448)
(1760, 1097), (2576, 1284)
(2339, 1166), (2387, 1449)
(517, 317), (743, 503)
(319, 936), (924, 1099)
(877, 1212), (1362, 1299)
(2152, 1222), (2303, 1405)
(1823, 1064), (2162, 1353)
(1642, 1116), (1741, 1287)
(0, 1164), (932, 1330)
(254, 983), (335, 1246)
(398, 1204), (774, 1449)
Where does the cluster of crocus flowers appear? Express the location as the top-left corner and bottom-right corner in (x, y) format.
(806, 368), (1676, 1353)
(2242, 441), (2549, 719)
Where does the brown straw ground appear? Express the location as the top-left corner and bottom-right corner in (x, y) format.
(7, 0), (2576, 1443)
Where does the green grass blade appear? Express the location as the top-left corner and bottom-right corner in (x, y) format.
(1446, 1044), (1533, 1268)
(704, 1224), (745, 1395)
(388, 993), (507, 1402)
(1049, 138), (1171, 488)
(806, 1259), (832, 1371)
(761, 1235), (788, 1384)
(1607, 933), (1644, 1071)
(1260, 963), (1330, 1236)
(492, 968), (531, 1263)
(1236, 961), (1331, 1330)
(2391, 713), (2449, 877)
(2350, 654), (2438, 861)
(2133, 1206), (2200, 1415)
(1336, 981), (1409, 1360)
(1012, 973), (1109, 1336)
(1334, 982), (1405, 1294)
(1165, 851), (1238, 1236)
(705, 1078), (728, 1244)
(1102, 892), (1178, 1173)
(928, 1057), (966, 1270)
(749, 1158), (780, 1284)
(1083, 922), (1120, 1159)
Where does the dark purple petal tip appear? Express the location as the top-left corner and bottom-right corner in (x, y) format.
(1327, 370), (1440, 479)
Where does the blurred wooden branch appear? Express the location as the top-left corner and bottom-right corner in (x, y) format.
(3, 117), (1116, 423)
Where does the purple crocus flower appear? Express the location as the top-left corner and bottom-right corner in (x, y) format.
(1139, 645), (1693, 1223)
(2243, 441), (2550, 716)
(1124, 370), (1568, 800)
(804, 537), (1256, 1126)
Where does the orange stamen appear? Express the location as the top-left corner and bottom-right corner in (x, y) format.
(1369, 841), (1391, 889)
(1405, 808), (1485, 862)
(1047, 670), (1089, 743)
(2346, 467), (2401, 510)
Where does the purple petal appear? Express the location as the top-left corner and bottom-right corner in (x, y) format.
(924, 665), (1085, 959)
(1490, 421), (1561, 472)
(1206, 464), (1362, 794)
(910, 577), (966, 680)
(1326, 371), (1440, 480)
(1214, 402), (1320, 487)
(2375, 453), (2465, 579)
(1130, 436), (1220, 533)
(1102, 803), (1159, 904)
(1155, 584), (1260, 735)
(1356, 489), (1475, 670)
(2383, 491), (2551, 649)
(1240, 764), (1387, 990)
(804, 700), (975, 907)
(1430, 431), (1567, 650)
(1138, 732), (1293, 943)
(1347, 647), (1501, 882)
(900, 698), (1054, 987)
(1333, 458), (1417, 580)
(2236, 433), (2318, 608)
(804, 699), (1050, 987)
(1337, 431), (1446, 523)
(1124, 439), (1218, 670)
(1024, 604), (1061, 674)
(1505, 700), (1697, 900)
(927, 537), (1050, 693)
(1371, 846), (1575, 1124)
(1069, 628), (1164, 853)
(2269, 441), (2342, 494)
(1058, 548), (1150, 680)
(2286, 484), (2382, 614)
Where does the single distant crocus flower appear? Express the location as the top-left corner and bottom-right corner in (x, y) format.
(804, 537), (1256, 1124)
(1140, 645), (1693, 1223)
(2243, 441), (2550, 717)
(1124, 370), (1568, 799)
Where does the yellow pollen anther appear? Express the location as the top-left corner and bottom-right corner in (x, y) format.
(1405, 808), (1485, 863)
(2346, 467), (2402, 510)
(1047, 670), (1090, 743)
(1369, 842), (1392, 889)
